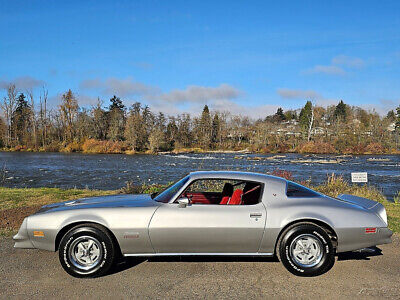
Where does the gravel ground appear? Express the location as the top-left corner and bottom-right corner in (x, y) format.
(1, 235), (399, 299)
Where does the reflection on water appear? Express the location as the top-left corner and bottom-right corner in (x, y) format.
(0, 152), (399, 199)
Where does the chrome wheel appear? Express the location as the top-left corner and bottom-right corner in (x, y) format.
(289, 234), (323, 268)
(68, 236), (103, 271)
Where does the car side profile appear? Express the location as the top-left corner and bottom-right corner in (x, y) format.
(14, 171), (392, 277)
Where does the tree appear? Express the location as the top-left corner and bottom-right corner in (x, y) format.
(107, 95), (126, 141)
(176, 113), (192, 147)
(334, 100), (347, 121)
(39, 88), (49, 147)
(299, 101), (314, 141)
(274, 107), (286, 122)
(11, 93), (32, 145)
(211, 113), (220, 146)
(148, 128), (165, 153)
(166, 117), (178, 149)
(197, 105), (212, 148)
(396, 106), (400, 131)
(0, 84), (18, 147)
(26, 90), (38, 149)
(125, 102), (148, 151)
(59, 89), (79, 142)
(91, 99), (109, 140)
(386, 110), (396, 122)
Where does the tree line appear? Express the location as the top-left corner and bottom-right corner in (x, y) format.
(1, 84), (399, 154)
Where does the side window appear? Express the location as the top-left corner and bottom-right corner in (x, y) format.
(178, 179), (262, 205)
(186, 179), (230, 193)
(286, 182), (320, 198)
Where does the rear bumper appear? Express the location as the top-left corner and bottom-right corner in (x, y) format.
(13, 218), (35, 249)
(337, 227), (393, 253)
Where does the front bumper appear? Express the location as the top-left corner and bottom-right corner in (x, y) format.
(13, 218), (35, 249)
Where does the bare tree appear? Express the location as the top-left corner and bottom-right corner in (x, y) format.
(40, 87), (48, 147)
(307, 103), (314, 142)
(0, 84), (18, 147)
(26, 89), (38, 149)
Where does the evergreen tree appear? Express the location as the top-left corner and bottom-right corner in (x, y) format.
(334, 100), (347, 121)
(107, 95), (126, 141)
(211, 113), (220, 145)
(11, 93), (32, 144)
(198, 105), (212, 148)
(274, 107), (286, 122)
(299, 101), (313, 130)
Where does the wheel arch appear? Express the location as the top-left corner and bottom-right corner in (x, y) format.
(274, 219), (338, 255)
(55, 221), (122, 257)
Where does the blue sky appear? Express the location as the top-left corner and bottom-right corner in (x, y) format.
(1, 0), (399, 117)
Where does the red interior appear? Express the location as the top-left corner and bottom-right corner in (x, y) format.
(185, 192), (221, 204)
(229, 189), (243, 205)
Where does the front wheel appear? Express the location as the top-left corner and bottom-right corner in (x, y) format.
(278, 224), (335, 276)
(59, 224), (116, 278)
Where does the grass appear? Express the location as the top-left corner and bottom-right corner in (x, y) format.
(0, 187), (117, 211)
(1, 176), (399, 236)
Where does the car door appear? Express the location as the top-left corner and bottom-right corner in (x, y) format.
(148, 202), (266, 253)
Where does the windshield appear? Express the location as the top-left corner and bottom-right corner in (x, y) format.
(154, 175), (190, 203)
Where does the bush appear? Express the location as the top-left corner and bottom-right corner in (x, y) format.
(120, 181), (168, 194)
(271, 169), (293, 180)
(82, 139), (126, 154)
(297, 141), (336, 154)
(365, 142), (385, 154)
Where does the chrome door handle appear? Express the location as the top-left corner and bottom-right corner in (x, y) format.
(250, 213), (262, 218)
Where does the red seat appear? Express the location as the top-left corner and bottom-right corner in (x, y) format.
(220, 196), (230, 205)
(228, 189), (243, 205)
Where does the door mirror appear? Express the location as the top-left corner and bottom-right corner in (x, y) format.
(178, 197), (191, 208)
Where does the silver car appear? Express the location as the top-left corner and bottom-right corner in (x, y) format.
(14, 171), (392, 277)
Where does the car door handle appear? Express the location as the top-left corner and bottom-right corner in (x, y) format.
(250, 213), (262, 218)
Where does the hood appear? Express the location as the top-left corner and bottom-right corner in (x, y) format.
(35, 194), (159, 214)
(335, 194), (379, 210)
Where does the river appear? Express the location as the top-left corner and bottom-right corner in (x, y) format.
(0, 152), (399, 200)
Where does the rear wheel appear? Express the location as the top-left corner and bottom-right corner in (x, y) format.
(278, 224), (335, 276)
(59, 224), (116, 278)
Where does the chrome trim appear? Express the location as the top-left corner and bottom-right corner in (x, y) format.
(124, 252), (274, 257)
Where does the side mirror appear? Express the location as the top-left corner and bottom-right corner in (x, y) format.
(178, 197), (191, 208)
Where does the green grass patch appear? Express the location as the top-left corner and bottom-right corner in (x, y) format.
(0, 187), (117, 210)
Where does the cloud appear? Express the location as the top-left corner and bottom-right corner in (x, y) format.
(159, 84), (241, 104)
(303, 65), (346, 76)
(80, 78), (242, 106)
(80, 77), (159, 97)
(332, 55), (365, 68)
(277, 88), (321, 100)
(361, 99), (399, 116)
(0, 76), (44, 90)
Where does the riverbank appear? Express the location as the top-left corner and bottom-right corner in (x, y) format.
(2, 143), (400, 155)
(1, 177), (399, 236)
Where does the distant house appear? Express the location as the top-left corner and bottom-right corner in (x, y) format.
(387, 122), (396, 132)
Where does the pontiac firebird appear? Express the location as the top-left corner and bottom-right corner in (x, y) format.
(14, 171), (392, 277)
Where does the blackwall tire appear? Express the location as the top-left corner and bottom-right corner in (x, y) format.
(58, 224), (116, 278)
(278, 224), (335, 276)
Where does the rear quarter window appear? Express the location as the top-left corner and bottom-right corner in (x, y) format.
(286, 182), (320, 198)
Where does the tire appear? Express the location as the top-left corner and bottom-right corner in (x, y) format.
(59, 223), (116, 278)
(277, 224), (335, 277)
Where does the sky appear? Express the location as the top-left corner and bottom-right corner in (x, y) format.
(1, 0), (400, 118)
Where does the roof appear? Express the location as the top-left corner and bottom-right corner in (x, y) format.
(188, 170), (287, 184)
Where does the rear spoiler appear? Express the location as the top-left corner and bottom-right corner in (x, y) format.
(337, 194), (379, 210)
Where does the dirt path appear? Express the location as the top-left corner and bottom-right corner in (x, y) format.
(1, 235), (399, 299)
